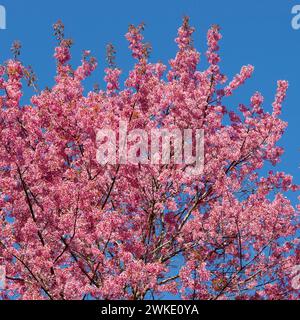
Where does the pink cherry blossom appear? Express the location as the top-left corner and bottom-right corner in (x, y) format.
(0, 18), (298, 300)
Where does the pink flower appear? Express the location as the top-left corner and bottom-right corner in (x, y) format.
(272, 80), (289, 116)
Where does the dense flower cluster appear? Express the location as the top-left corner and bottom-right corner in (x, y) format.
(0, 18), (299, 300)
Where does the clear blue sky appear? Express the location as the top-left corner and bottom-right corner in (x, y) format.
(0, 0), (298, 199)
(4, 0), (298, 191)
(0, 0), (299, 300)
(0, 1), (299, 200)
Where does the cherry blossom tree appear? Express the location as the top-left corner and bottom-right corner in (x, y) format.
(0, 18), (299, 300)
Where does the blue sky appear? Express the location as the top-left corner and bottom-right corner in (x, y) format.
(0, 0), (299, 300)
(0, 1), (299, 196)
(0, 0), (300, 202)
(0, 0), (300, 192)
